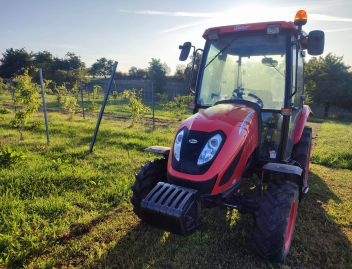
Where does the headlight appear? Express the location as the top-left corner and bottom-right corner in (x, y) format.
(197, 134), (223, 165)
(173, 129), (184, 161)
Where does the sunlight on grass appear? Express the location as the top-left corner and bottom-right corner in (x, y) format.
(312, 120), (352, 169)
(0, 110), (351, 268)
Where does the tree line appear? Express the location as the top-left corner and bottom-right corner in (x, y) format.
(305, 53), (352, 117)
(0, 48), (193, 94)
(0, 48), (351, 116)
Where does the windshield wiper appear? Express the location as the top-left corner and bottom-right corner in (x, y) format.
(204, 37), (238, 69)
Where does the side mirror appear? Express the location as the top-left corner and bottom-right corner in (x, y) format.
(179, 42), (192, 61)
(307, 30), (325, 56)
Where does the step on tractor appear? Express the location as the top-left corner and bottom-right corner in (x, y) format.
(131, 10), (324, 262)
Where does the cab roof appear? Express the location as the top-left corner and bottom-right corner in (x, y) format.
(203, 21), (297, 39)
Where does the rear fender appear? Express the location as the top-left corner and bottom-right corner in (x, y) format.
(293, 105), (312, 145)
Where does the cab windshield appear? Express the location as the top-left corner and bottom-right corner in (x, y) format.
(198, 33), (287, 109)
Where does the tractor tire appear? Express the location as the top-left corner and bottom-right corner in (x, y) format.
(292, 126), (312, 191)
(131, 158), (167, 218)
(254, 180), (299, 262)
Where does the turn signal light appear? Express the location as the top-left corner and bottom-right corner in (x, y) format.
(294, 10), (307, 26)
(281, 108), (292, 116)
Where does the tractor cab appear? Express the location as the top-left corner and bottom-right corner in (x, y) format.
(179, 12), (324, 163)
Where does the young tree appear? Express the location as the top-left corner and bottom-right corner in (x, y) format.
(56, 84), (68, 103)
(92, 85), (103, 99)
(60, 95), (78, 119)
(0, 78), (10, 112)
(0, 77), (8, 93)
(120, 89), (150, 126)
(305, 53), (352, 117)
(11, 70), (40, 139)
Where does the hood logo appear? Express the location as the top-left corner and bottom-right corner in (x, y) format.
(188, 139), (198, 144)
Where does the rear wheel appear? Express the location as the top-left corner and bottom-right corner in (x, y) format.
(254, 180), (299, 262)
(131, 158), (167, 218)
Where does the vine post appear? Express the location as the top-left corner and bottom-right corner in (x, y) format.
(89, 61), (118, 153)
(39, 69), (50, 146)
(152, 81), (155, 130)
(80, 82), (85, 119)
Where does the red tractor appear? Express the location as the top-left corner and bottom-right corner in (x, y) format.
(132, 10), (324, 262)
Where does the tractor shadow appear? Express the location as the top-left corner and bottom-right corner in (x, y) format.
(97, 171), (351, 269)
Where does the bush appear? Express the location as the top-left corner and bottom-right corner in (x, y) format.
(60, 95), (78, 119)
(0, 146), (26, 167)
(164, 95), (193, 120)
(28, 121), (42, 130)
(92, 85), (103, 99)
(56, 84), (68, 103)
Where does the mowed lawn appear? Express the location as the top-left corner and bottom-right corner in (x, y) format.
(0, 110), (351, 268)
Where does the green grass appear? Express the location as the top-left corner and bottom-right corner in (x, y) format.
(312, 120), (352, 169)
(0, 111), (177, 267)
(0, 107), (351, 268)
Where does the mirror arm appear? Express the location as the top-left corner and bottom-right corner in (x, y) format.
(187, 47), (203, 94)
(187, 46), (196, 93)
(290, 29), (304, 99)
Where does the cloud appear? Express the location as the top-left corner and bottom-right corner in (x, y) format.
(118, 7), (352, 34)
(163, 12), (352, 33)
(311, 14), (352, 22)
(161, 20), (210, 33)
(325, 27), (352, 33)
(117, 9), (221, 18)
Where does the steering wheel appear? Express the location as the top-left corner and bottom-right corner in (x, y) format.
(233, 88), (264, 108)
(233, 87), (245, 99)
(247, 92), (264, 108)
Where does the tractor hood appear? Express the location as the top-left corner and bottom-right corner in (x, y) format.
(169, 103), (259, 179)
(182, 103), (257, 133)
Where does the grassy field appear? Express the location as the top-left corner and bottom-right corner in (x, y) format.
(0, 108), (351, 268)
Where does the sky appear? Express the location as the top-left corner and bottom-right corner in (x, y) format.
(0, 0), (352, 73)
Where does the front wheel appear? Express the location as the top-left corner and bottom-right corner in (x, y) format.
(131, 158), (167, 218)
(254, 181), (299, 262)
